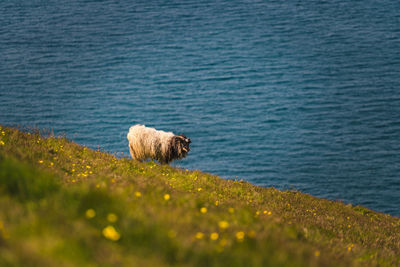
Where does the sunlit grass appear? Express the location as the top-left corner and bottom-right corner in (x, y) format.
(0, 125), (399, 266)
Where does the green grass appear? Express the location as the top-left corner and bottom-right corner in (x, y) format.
(0, 125), (399, 266)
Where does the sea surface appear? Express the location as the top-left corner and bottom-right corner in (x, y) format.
(1, 0), (400, 216)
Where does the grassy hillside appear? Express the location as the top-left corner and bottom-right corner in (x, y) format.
(0, 125), (399, 266)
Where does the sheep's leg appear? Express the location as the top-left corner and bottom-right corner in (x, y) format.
(129, 144), (136, 160)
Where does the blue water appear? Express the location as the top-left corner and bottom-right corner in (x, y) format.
(1, 0), (400, 216)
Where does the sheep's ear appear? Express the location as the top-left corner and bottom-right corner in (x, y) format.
(176, 135), (185, 141)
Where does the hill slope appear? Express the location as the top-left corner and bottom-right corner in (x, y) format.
(0, 126), (399, 266)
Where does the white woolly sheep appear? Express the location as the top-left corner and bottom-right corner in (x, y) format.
(127, 124), (191, 164)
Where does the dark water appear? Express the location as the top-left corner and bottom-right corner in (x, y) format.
(1, 0), (400, 216)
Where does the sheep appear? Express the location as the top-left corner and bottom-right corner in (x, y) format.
(127, 124), (191, 164)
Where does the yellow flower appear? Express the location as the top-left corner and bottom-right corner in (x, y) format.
(255, 211), (260, 216)
(236, 231), (245, 242)
(210, 232), (219, 240)
(263, 210), (267, 214)
(164, 194), (170, 201)
(197, 188), (202, 192)
(215, 200), (219, 206)
(102, 225), (120, 241)
(195, 232), (204, 239)
(38, 160), (44, 164)
(85, 209), (96, 219)
(200, 207), (207, 214)
(50, 162), (54, 166)
(218, 221), (229, 230)
(268, 211), (272, 215)
(0, 140), (4, 146)
(135, 191), (142, 197)
(107, 213), (118, 223)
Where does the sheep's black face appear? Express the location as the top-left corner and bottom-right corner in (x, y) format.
(177, 134), (191, 155)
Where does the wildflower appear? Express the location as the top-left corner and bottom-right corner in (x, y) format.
(263, 210), (267, 214)
(102, 225), (120, 241)
(164, 194), (170, 201)
(86, 165), (91, 169)
(218, 221), (229, 230)
(200, 207), (207, 214)
(0, 140), (4, 146)
(215, 200), (219, 206)
(50, 162), (54, 166)
(85, 209), (96, 219)
(38, 160), (44, 164)
(228, 208), (234, 213)
(255, 211), (260, 216)
(197, 188), (203, 192)
(268, 211), (272, 215)
(1, 131), (5, 136)
(135, 191), (142, 197)
(315, 250), (320, 257)
(107, 213), (118, 223)
(210, 232), (219, 240)
(236, 231), (245, 242)
(195, 232), (204, 239)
